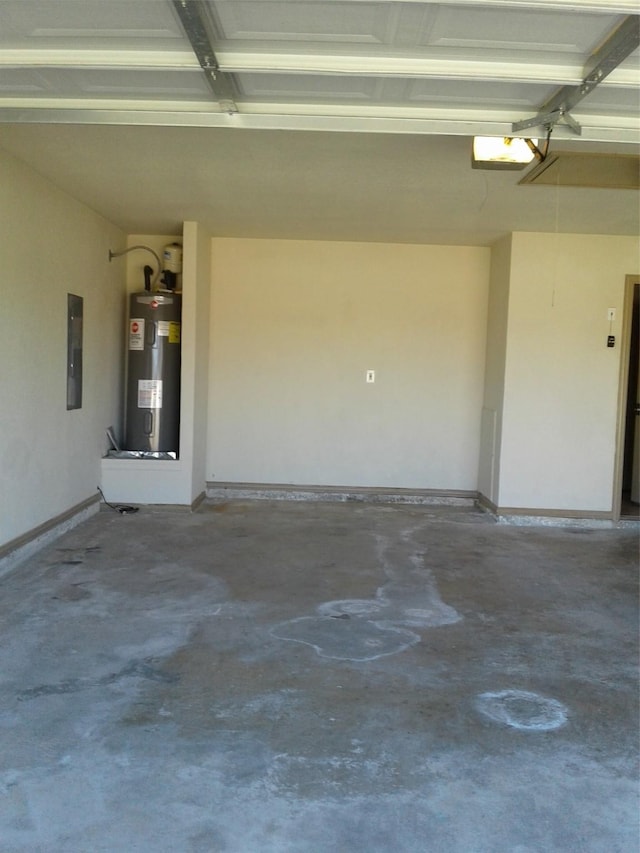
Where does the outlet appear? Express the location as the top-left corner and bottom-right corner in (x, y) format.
(607, 308), (616, 321)
(366, 369), (375, 383)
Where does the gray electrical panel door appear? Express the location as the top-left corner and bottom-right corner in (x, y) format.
(125, 292), (182, 453)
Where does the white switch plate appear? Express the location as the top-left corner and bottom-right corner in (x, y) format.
(607, 308), (616, 321)
(366, 370), (375, 383)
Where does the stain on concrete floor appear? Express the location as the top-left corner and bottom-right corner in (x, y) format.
(0, 501), (637, 852)
(270, 526), (461, 661)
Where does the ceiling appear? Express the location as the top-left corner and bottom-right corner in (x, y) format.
(0, 0), (638, 246)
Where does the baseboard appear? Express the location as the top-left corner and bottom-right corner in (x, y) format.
(477, 492), (622, 527)
(0, 494), (101, 578)
(206, 481), (478, 506)
(496, 506), (613, 520)
(191, 490), (206, 512)
(477, 493), (498, 514)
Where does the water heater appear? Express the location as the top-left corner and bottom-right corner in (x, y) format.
(125, 292), (182, 453)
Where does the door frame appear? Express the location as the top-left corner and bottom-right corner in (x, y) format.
(612, 273), (639, 521)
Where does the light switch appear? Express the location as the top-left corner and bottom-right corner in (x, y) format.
(607, 308), (616, 321)
(366, 370), (375, 383)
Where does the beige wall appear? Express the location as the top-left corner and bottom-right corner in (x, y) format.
(208, 238), (490, 490)
(498, 232), (638, 512)
(3, 148), (634, 544)
(0, 146), (125, 547)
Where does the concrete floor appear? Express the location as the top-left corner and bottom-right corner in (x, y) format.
(0, 500), (638, 853)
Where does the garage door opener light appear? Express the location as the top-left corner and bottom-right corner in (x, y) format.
(471, 135), (549, 171)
